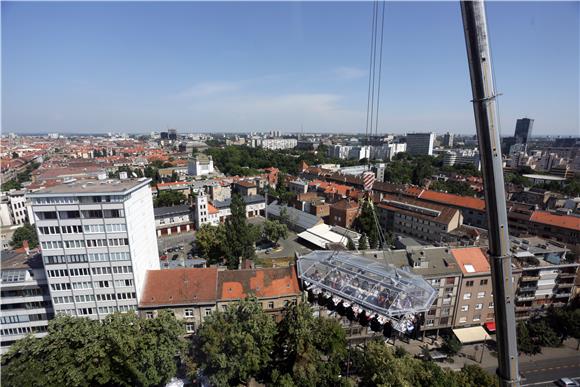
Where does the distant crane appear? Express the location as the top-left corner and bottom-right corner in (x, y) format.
(460, 1), (520, 386)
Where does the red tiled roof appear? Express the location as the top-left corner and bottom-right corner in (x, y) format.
(331, 199), (359, 211)
(451, 247), (490, 274)
(139, 268), (218, 307)
(208, 203), (219, 215)
(418, 190), (486, 211)
(530, 211), (580, 232)
(218, 267), (301, 300)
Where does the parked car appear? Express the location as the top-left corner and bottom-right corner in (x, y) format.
(557, 378), (580, 387)
(172, 254), (179, 260)
(160, 255), (168, 261)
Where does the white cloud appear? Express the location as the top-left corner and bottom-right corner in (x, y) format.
(333, 66), (367, 80)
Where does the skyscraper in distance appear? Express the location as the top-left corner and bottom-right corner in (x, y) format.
(514, 118), (534, 145)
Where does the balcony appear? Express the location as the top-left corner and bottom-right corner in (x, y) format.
(516, 295), (535, 302)
(554, 292), (571, 298)
(518, 286), (537, 292)
(558, 273), (577, 279)
(515, 305), (533, 312)
(557, 283), (574, 288)
(521, 275), (540, 282)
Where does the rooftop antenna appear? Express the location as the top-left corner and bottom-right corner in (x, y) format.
(461, 1), (520, 386)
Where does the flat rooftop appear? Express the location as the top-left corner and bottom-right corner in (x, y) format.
(522, 174), (566, 182)
(28, 178), (151, 196)
(1, 251), (43, 270)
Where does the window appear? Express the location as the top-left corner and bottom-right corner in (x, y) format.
(463, 293), (472, 300)
(268, 301), (274, 309)
(426, 319), (434, 327)
(145, 312), (154, 319)
(480, 279), (488, 286)
(185, 323), (195, 333)
(431, 278), (441, 286)
(439, 317), (449, 325)
(427, 309), (436, 316)
(461, 305), (469, 312)
(477, 291), (486, 299)
(465, 280), (474, 287)
(473, 314), (481, 322)
(459, 317), (467, 323)
(184, 309), (194, 317)
(475, 303), (483, 310)
(204, 308), (212, 316)
(488, 302), (494, 309)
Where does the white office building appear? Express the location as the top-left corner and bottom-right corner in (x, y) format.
(188, 154), (215, 177)
(0, 190), (29, 226)
(28, 178), (160, 319)
(406, 132), (436, 156)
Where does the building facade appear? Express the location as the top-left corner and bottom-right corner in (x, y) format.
(406, 133), (436, 156)
(1, 252), (54, 354)
(28, 178), (160, 319)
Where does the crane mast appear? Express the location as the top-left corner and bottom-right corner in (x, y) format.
(460, 1), (520, 386)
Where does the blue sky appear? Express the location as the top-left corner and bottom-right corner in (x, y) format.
(2, 1), (578, 135)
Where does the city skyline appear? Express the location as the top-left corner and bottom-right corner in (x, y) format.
(2, 1), (578, 135)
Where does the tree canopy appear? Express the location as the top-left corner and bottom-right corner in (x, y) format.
(352, 200), (380, 249)
(263, 219), (288, 244)
(195, 223), (227, 265)
(223, 194), (261, 269)
(1, 312), (186, 387)
(193, 299), (277, 386)
(154, 190), (186, 207)
(10, 223), (38, 249)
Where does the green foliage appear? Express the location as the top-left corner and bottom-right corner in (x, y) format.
(517, 321), (541, 354)
(346, 236), (356, 250)
(154, 190), (186, 207)
(264, 220), (288, 244)
(454, 364), (497, 387)
(223, 194), (260, 269)
(10, 223), (38, 249)
(352, 200), (380, 249)
(2, 179), (22, 191)
(273, 303), (347, 387)
(358, 233), (369, 250)
(547, 306), (580, 340)
(441, 335), (462, 356)
(504, 172), (529, 187)
(195, 223), (226, 264)
(355, 341), (495, 387)
(194, 299), (277, 386)
(1, 312), (186, 387)
(430, 180), (475, 196)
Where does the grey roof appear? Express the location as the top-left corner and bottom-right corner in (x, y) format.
(213, 195), (265, 209)
(1, 251), (43, 270)
(357, 247), (463, 278)
(28, 178), (151, 196)
(267, 202), (322, 230)
(154, 205), (192, 218)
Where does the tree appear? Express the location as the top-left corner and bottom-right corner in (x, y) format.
(10, 224), (38, 249)
(263, 220), (288, 244)
(346, 237), (356, 251)
(441, 334), (462, 356)
(517, 321), (540, 354)
(352, 200), (380, 249)
(1, 312), (186, 387)
(358, 234), (369, 250)
(193, 299), (276, 386)
(195, 223), (226, 264)
(223, 194), (260, 269)
(454, 364), (497, 387)
(154, 190), (185, 207)
(279, 206), (290, 226)
(272, 303), (347, 387)
(2, 179), (22, 191)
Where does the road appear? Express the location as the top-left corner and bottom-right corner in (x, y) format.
(485, 357), (580, 386)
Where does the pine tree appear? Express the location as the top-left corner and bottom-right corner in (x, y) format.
(358, 234), (369, 250)
(346, 237), (356, 251)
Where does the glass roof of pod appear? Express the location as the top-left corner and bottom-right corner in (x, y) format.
(297, 251), (437, 318)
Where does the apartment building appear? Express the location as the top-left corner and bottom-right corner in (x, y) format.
(377, 196), (463, 243)
(368, 247), (462, 337)
(1, 251), (54, 354)
(187, 154), (214, 177)
(329, 199), (359, 228)
(405, 132), (435, 156)
(27, 178), (160, 319)
(451, 248), (495, 328)
(233, 181), (258, 197)
(194, 190), (219, 228)
(511, 237), (578, 320)
(138, 266), (301, 333)
(212, 195), (266, 222)
(0, 189), (29, 226)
